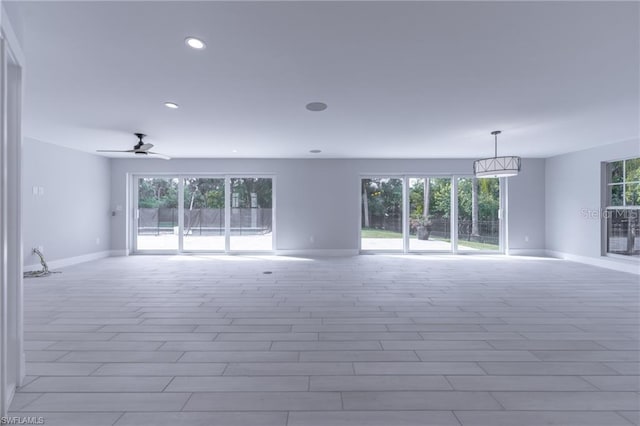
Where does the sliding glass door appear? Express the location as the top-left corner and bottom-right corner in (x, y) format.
(183, 178), (225, 251)
(134, 175), (274, 253)
(408, 177), (452, 252)
(360, 175), (503, 254)
(457, 177), (501, 252)
(136, 177), (179, 251)
(361, 178), (404, 251)
(230, 178), (273, 251)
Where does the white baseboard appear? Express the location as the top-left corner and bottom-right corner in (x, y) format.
(110, 249), (128, 256)
(276, 249), (359, 257)
(24, 250), (112, 271)
(546, 250), (640, 275)
(507, 249), (548, 257)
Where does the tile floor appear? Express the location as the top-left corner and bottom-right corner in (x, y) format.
(9, 255), (640, 425)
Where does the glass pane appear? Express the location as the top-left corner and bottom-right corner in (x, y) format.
(625, 158), (640, 182)
(609, 160), (624, 184)
(457, 177), (500, 251)
(230, 178), (273, 251)
(626, 183), (640, 206)
(409, 177), (451, 251)
(136, 177), (179, 250)
(361, 178), (403, 251)
(610, 184), (624, 206)
(183, 178), (225, 251)
(607, 208), (640, 256)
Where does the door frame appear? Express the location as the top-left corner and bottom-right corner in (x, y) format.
(359, 175), (406, 254)
(130, 173), (276, 254)
(359, 174), (506, 254)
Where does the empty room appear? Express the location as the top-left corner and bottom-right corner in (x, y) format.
(0, 1), (638, 425)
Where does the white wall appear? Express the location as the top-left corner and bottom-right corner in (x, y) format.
(507, 159), (546, 253)
(110, 157), (545, 254)
(22, 138), (111, 267)
(545, 138), (639, 268)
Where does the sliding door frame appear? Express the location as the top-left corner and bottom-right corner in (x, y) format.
(130, 173), (275, 255)
(359, 174), (506, 255)
(131, 174), (180, 255)
(359, 174), (406, 254)
(227, 174), (277, 254)
(406, 175), (455, 254)
(453, 175), (506, 255)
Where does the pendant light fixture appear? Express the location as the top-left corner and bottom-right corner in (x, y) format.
(473, 130), (521, 178)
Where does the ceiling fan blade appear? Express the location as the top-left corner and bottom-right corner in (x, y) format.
(96, 149), (134, 153)
(147, 151), (171, 160)
(139, 143), (154, 151)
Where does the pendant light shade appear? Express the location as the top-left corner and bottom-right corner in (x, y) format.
(473, 130), (521, 178)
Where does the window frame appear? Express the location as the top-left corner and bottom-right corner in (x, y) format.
(603, 157), (639, 258)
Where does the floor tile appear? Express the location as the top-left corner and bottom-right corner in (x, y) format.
(93, 362), (226, 376)
(454, 410), (633, 426)
(309, 375), (451, 391)
(59, 351), (183, 363)
(416, 350), (537, 362)
(179, 351), (298, 362)
(271, 341), (382, 351)
(342, 391), (501, 410)
(300, 350), (418, 362)
(165, 376), (309, 392)
(288, 411), (460, 426)
(224, 362), (353, 376)
(114, 412), (288, 426)
(618, 411), (640, 425)
(354, 362), (485, 375)
(20, 376), (172, 393)
(581, 375), (640, 391)
(21, 392), (191, 412)
(478, 361), (619, 375)
(183, 391), (341, 411)
(26, 362), (101, 376)
(491, 391), (640, 410)
(16, 255), (640, 424)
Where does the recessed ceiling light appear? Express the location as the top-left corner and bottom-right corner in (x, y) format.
(185, 37), (206, 50)
(164, 102), (179, 109)
(309, 149), (322, 154)
(306, 102), (327, 112)
(232, 149), (238, 153)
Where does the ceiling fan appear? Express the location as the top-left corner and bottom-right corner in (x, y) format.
(97, 133), (171, 160)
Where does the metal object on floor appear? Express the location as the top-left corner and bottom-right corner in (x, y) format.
(23, 248), (60, 278)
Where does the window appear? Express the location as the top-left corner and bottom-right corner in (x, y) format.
(134, 175), (274, 253)
(360, 175), (504, 253)
(605, 158), (640, 257)
(361, 178), (404, 251)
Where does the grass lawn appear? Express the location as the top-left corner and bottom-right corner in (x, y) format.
(361, 228), (402, 238)
(362, 228), (499, 251)
(457, 240), (499, 251)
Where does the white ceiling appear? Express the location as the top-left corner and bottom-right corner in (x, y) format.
(6, 1), (640, 159)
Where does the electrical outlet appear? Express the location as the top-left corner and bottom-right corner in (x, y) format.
(38, 186), (45, 196)
(309, 235), (315, 243)
(524, 235), (529, 243)
(96, 237), (100, 245)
